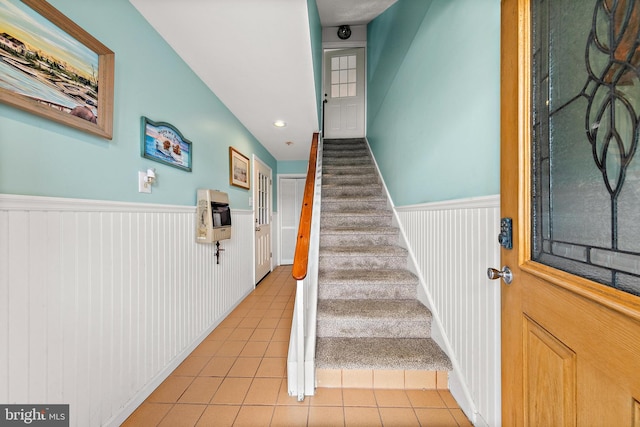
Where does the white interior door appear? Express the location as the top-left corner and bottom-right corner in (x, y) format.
(279, 176), (305, 265)
(323, 47), (365, 139)
(254, 158), (272, 284)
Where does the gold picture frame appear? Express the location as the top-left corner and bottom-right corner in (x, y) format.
(0, 0), (114, 139)
(229, 147), (250, 189)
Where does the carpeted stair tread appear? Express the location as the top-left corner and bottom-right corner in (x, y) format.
(320, 231), (399, 247)
(323, 141), (367, 147)
(316, 137), (451, 379)
(321, 185), (384, 198)
(321, 182), (382, 191)
(322, 194), (386, 202)
(322, 174), (380, 181)
(317, 280), (417, 300)
(320, 226), (398, 235)
(323, 158), (372, 166)
(321, 214), (392, 228)
(316, 299), (431, 338)
(320, 245), (407, 257)
(322, 147), (369, 159)
(318, 299), (430, 320)
(318, 269), (418, 286)
(321, 209), (392, 216)
(323, 165), (377, 173)
(320, 211), (393, 227)
(321, 195), (388, 212)
(315, 337), (453, 371)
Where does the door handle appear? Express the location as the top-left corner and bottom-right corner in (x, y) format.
(487, 266), (513, 285)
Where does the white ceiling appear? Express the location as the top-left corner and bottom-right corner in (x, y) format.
(129, 0), (397, 161)
(316, 0), (398, 26)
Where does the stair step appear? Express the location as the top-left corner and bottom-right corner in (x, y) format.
(317, 299), (431, 338)
(323, 140), (367, 148)
(318, 269), (417, 299)
(320, 226), (399, 247)
(315, 337), (453, 371)
(321, 195), (387, 212)
(323, 156), (372, 166)
(322, 174), (378, 186)
(324, 138), (367, 147)
(319, 245), (407, 270)
(323, 147), (369, 155)
(322, 164), (377, 175)
(321, 210), (393, 227)
(321, 184), (383, 197)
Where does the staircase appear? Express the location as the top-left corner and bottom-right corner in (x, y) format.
(315, 138), (452, 389)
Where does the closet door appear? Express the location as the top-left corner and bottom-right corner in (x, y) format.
(279, 177), (305, 265)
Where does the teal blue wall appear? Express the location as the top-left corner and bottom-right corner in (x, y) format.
(0, 0), (276, 210)
(307, 0), (323, 129)
(367, 0), (500, 206)
(277, 160), (308, 175)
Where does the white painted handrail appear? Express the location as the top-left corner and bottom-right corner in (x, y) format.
(287, 134), (322, 400)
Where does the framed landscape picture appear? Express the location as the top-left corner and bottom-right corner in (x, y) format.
(141, 116), (192, 172)
(0, 0), (114, 139)
(229, 147), (250, 189)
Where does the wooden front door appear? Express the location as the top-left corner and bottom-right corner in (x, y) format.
(501, 0), (640, 425)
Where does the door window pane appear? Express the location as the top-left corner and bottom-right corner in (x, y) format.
(531, 0), (640, 296)
(330, 54), (357, 98)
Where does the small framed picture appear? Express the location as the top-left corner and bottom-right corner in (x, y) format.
(229, 147), (250, 189)
(141, 116), (192, 171)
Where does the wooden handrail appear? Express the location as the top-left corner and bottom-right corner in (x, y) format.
(292, 133), (319, 280)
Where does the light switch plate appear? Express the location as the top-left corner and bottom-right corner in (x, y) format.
(138, 171), (151, 193)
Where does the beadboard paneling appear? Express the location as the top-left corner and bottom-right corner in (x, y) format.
(0, 194), (254, 426)
(396, 195), (501, 427)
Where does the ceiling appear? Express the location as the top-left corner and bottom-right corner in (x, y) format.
(129, 0), (397, 161)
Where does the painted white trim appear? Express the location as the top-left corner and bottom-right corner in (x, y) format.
(0, 193), (253, 214)
(396, 194), (500, 212)
(363, 139), (485, 425)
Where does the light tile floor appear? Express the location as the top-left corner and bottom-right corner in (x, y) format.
(122, 266), (472, 426)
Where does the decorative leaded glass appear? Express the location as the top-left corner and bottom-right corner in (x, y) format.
(531, 0), (640, 296)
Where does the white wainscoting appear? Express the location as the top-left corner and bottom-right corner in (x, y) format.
(396, 195), (501, 427)
(0, 194), (254, 427)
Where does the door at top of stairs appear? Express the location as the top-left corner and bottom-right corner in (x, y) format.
(323, 48), (365, 139)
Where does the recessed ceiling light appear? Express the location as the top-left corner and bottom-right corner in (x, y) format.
(273, 120), (286, 128)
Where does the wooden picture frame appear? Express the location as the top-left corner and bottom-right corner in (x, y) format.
(0, 0), (114, 139)
(229, 147), (250, 189)
(141, 116), (192, 172)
